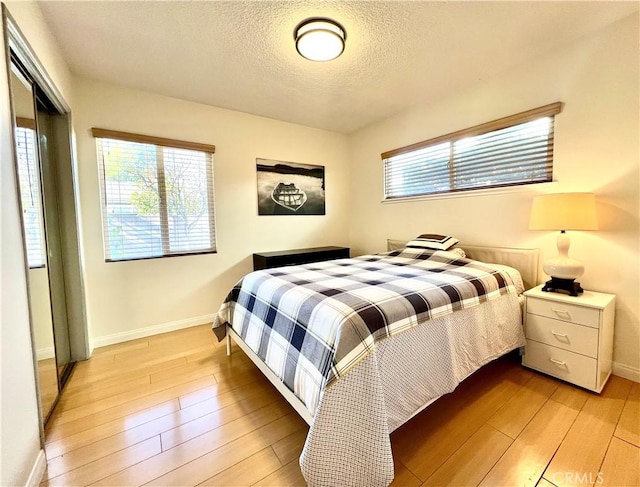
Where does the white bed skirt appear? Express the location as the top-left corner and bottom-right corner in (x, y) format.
(300, 292), (524, 486)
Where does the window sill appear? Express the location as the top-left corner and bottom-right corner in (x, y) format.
(381, 181), (557, 204)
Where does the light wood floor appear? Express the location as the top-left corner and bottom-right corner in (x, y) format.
(42, 324), (639, 487)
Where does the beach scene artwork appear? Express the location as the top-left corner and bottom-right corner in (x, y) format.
(257, 159), (325, 215)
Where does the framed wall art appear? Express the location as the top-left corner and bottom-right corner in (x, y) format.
(256, 158), (325, 215)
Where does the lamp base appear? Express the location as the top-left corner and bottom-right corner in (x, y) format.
(541, 277), (584, 297)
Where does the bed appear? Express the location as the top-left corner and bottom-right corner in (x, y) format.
(213, 240), (539, 486)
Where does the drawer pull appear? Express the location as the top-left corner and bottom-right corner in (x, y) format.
(551, 331), (569, 342)
(550, 358), (567, 367)
(552, 308), (572, 319)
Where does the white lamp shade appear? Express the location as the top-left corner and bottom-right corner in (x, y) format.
(295, 18), (346, 62)
(529, 193), (598, 231)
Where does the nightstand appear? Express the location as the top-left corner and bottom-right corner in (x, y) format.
(522, 285), (615, 393)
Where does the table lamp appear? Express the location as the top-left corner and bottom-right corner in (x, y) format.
(529, 193), (598, 296)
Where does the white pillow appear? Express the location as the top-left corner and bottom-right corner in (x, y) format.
(450, 247), (466, 258)
(484, 263), (525, 295)
(406, 234), (459, 251)
(432, 248), (466, 260)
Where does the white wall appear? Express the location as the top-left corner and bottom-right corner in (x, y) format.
(1, 2), (74, 485)
(348, 13), (639, 379)
(72, 78), (350, 347)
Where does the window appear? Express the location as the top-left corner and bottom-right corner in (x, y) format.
(93, 128), (217, 262)
(382, 102), (563, 199)
(15, 118), (46, 268)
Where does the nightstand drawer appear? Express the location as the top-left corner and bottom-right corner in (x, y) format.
(525, 314), (599, 358)
(526, 297), (600, 328)
(523, 339), (597, 390)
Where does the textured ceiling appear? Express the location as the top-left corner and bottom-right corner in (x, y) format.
(38, 1), (638, 134)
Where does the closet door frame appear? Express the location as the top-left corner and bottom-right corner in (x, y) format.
(2, 5), (89, 436)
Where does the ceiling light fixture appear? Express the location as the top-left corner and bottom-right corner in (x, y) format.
(294, 17), (346, 62)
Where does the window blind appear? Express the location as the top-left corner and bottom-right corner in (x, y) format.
(15, 124), (46, 268)
(382, 102), (562, 199)
(93, 129), (217, 262)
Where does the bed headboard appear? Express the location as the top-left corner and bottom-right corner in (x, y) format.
(387, 239), (540, 291)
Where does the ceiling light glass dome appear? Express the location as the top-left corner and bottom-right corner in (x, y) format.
(294, 18), (346, 62)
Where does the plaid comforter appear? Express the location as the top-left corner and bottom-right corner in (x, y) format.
(213, 248), (517, 415)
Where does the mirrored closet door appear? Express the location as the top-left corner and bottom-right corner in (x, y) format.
(5, 8), (89, 426)
(9, 65), (61, 419)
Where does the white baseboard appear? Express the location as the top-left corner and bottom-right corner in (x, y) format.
(36, 346), (55, 361)
(91, 314), (215, 352)
(25, 449), (46, 487)
(613, 361), (640, 383)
